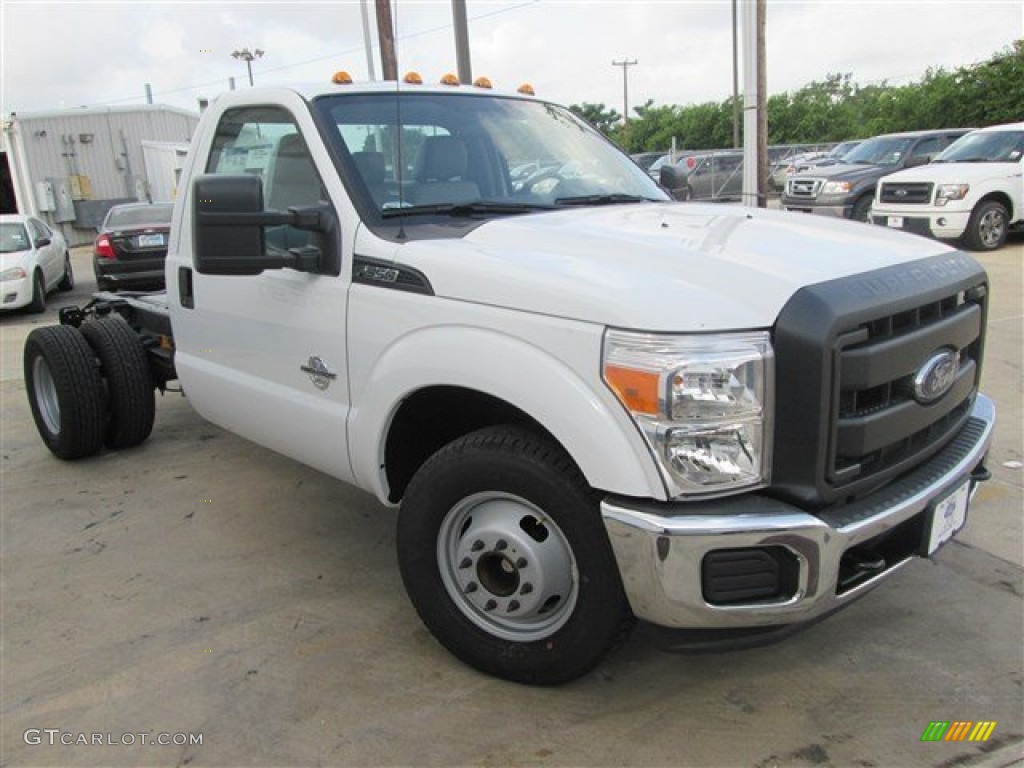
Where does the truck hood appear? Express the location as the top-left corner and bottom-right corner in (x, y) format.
(380, 203), (955, 332)
(879, 160), (1024, 185)
(796, 163), (885, 183)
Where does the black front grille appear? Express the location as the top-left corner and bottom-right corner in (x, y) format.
(831, 291), (984, 486)
(879, 182), (934, 204)
(772, 252), (988, 508)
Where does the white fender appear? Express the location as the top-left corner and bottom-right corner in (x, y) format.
(347, 325), (667, 505)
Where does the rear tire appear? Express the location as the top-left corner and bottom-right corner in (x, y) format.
(27, 270), (46, 313)
(963, 200), (1009, 252)
(397, 425), (633, 685)
(24, 325), (106, 460)
(81, 316), (155, 450)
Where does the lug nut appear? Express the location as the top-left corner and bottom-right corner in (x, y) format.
(465, 582), (478, 593)
(495, 539), (508, 551)
(459, 557), (472, 569)
(520, 583), (533, 595)
(507, 600), (520, 612)
(471, 540), (484, 552)
(484, 599), (497, 611)
(515, 557), (527, 568)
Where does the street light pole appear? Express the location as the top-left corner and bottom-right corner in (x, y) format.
(611, 58), (637, 126)
(231, 47), (264, 86)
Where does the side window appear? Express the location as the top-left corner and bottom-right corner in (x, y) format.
(206, 106), (326, 251)
(27, 219), (47, 243)
(911, 137), (942, 160)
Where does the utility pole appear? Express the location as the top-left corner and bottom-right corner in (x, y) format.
(360, 0), (377, 80)
(611, 58), (637, 125)
(741, 0), (767, 207)
(452, 0), (472, 84)
(756, 0), (767, 207)
(375, 0), (398, 81)
(731, 0), (739, 148)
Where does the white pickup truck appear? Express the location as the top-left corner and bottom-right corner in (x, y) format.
(871, 121), (1024, 251)
(23, 79), (995, 685)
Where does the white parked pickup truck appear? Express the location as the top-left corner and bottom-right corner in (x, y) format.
(24, 79), (995, 685)
(871, 121), (1024, 251)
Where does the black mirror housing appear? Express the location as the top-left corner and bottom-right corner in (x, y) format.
(192, 174), (340, 276)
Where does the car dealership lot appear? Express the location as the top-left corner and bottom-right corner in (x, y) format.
(2, 238), (1022, 767)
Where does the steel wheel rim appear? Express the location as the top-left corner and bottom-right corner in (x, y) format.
(979, 209), (1006, 248)
(32, 355), (61, 435)
(438, 492), (578, 642)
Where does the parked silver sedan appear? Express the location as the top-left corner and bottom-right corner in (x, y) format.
(0, 214), (72, 313)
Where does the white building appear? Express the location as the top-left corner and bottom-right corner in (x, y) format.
(2, 105), (198, 246)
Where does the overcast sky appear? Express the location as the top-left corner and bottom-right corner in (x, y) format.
(2, 1), (1021, 117)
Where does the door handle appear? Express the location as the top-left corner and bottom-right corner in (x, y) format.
(179, 266), (194, 309)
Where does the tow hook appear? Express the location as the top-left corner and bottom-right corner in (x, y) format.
(838, 547), (887, 592)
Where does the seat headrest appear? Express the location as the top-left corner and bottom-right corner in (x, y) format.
(418, 136), (468, 181)
(352, 151), (386, 181)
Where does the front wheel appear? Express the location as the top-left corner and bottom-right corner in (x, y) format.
(27, 270), (46, 313)
(963, 200), (1009, 252)
(851, 195), (873, 223)
(397, 426), (633, 685)
(58, 253), (75, 292)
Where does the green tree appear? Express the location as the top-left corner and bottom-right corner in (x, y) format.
(568, 102), (621, 135)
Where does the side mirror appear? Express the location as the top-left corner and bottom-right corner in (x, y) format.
(904, 154), (931, 169)
(192, 174), (340, 276)
(35, 237), (52, 248)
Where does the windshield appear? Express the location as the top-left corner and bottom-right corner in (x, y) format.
(314, 92), (667, 216)
(105, 204), (174, 228)
(0, 222), (31, 253)
(842, 136), (914, 166)
(934, 130), (1024, 163)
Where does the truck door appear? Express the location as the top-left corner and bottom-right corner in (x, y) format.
(170, 103), (355, 484)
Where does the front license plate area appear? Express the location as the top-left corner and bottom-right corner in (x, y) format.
(886, 216), (904, 229)
(924, 480), (969, 555)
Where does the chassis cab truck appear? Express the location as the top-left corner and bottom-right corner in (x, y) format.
(24, 81), (995, 685)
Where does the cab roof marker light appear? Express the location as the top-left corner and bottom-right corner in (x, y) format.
(331, 71), (353, 84)
(403, 71), (423, 84)
(440, 73), (460, 86)
(473, 76), (493, 89)
(517, 83), (535, 95)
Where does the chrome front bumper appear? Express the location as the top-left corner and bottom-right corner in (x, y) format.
(601, 394), (995, 629)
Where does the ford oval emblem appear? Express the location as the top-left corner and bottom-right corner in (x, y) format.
(913, 349), (958, 404)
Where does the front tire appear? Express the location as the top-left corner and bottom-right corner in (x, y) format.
(963, 200), (1009, 252)
(27, 270), (46, 313)
(58, 253), (75, 292)
(24, 325), (106, 459)
(851, 195), (873, 223)
(397, 426), (633, 685)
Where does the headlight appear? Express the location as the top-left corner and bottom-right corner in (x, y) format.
(935, 183), (969, 206)
(820, 181), (851, 195)
(603, 330), (773, 498)
(0, 267), (27, 282)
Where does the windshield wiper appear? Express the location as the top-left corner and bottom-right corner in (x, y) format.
(554, 193), (658, 206)
(380, 200), (555, 219)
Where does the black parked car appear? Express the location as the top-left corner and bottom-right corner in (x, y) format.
(93, 202), (174, 291)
